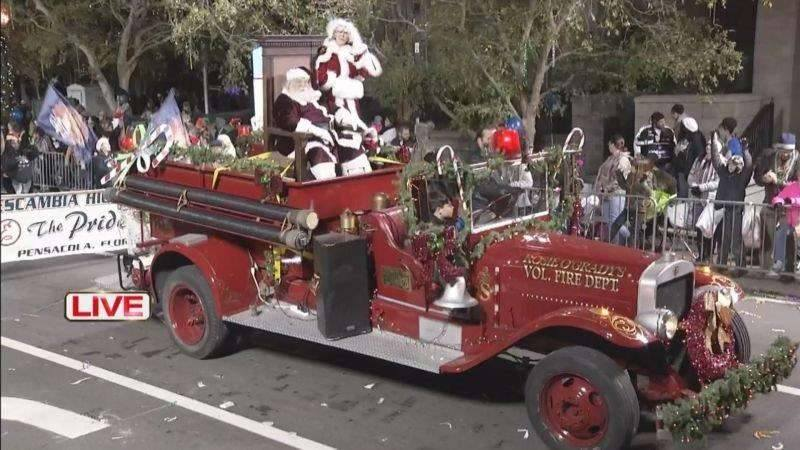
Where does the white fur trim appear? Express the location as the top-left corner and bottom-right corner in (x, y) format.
(341, 153), (372, 176)
(336, 130), (363, 150)
(334, 107), (362, 130)
(295, 118), (316, 134)
(310, 161), (337, 180)
(315, 46), (336, 67)
(776, 143), (796, 150)
(286, 68), (310, 82)
(320, 71), (337, 91)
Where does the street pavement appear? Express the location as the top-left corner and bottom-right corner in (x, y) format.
(1, 254), (799, 450)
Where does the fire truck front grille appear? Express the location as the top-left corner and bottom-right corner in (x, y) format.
(655, 274), (693, 319)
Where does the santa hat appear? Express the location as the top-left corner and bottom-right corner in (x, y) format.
(325, 18), (363, 47)
(286, 68), (311, 83)
(776, 132), (796, 151)
(96, 137), (111, 154)
(683, 117), (699, 133)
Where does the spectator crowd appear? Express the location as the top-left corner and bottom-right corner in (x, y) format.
(594, 103), (799, 277)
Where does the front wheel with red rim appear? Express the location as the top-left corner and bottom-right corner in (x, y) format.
(161, 266), (230, 359)
(525, 346), (639, 450)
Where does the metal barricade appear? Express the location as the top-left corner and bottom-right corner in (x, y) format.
(581, 192), (660, 252)
(32, 151), (94, 191)
(660, 197), (796, 276)
(582, 191), (797, 276)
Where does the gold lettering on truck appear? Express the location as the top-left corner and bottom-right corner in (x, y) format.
(522, 255), (625, 293)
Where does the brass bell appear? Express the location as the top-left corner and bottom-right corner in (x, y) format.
(433, 276), (479, 309)
(340, 209), (357, 234)
(373, 192), (389, 211)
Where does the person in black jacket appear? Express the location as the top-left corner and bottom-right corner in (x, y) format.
(674, 117), (705, 197)
(710, 133), (754, 269)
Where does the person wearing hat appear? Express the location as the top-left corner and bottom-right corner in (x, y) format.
(710, 126), (753, 269)
(315, 18), (382, 143)
(674, 117), (704, 197)
(91, 137), (115, 188)
(274, 67), (341, 180)
(755, 132), (799, 269)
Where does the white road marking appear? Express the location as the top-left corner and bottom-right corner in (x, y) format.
(1, 336), (335, 450)
(1, 397), (110, 438)
(777, 384), (800, 397)
(747, 296), (800, 306)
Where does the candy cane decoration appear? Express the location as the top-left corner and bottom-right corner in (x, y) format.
(101, 124), (175, 186)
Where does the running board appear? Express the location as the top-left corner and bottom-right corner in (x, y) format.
(223, 304), (464, 373)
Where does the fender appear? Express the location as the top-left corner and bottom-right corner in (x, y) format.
(150, 234), (257, 317)
(694, 268), (744, 304)
(441, 307), (658, 374)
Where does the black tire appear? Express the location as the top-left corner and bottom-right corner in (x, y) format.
(731, 310), (750, 363)
(160, 265), (230, 359)
(525, 346), (640, 450)
(151, 268), (174, 320)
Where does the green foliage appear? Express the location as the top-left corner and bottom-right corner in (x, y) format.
(366, 0), (753, 138)
(166, 0), (356, 89)
(660, 337), (799, 445)
(169, 145), (281, 181)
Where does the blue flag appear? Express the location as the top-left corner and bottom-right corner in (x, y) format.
(35, 85), (97, 164)
(149, 89), (190, 148)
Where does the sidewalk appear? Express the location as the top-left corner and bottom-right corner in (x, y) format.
(731, 273), (799, 301)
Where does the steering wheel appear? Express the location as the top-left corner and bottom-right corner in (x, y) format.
(472, 193), (516, 225)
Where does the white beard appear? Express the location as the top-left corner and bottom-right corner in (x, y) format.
(284, 87), (322, 106)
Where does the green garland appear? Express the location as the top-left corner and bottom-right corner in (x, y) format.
(660, 337), (799, 445)
(396, 154), (578, 263)
(169, 145), (282, 184)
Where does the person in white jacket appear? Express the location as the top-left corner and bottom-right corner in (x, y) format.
(688, 142), (720, 261)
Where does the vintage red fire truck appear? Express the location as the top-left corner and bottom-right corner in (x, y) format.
(111, 130), (750, 450)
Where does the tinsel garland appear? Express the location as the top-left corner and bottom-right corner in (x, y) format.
(681, 298), (739, 383)
(660, 336), (799, 445)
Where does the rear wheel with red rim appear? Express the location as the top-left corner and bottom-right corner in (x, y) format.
(525, 346), (639, 450)
(161, 265), (230, 359)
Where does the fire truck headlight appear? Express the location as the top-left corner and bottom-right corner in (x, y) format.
(636, 309), (678, 341)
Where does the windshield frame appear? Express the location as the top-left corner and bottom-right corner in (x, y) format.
(467, 156), (552, 235)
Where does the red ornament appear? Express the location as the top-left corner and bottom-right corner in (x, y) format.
(120, 135), (135, 152)
(492, 127), (521, 158)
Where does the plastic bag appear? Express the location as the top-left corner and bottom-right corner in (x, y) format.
(696, 202), (723, 239)
(741, 204), (762, 249)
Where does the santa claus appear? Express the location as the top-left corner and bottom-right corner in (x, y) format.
(273, 68), (340, 180)
(315, 17), (382, 168)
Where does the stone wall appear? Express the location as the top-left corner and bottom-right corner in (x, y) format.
(753, 0), (800, 134)
(572, 94), (634, 177)
(634, 94), (766, 137)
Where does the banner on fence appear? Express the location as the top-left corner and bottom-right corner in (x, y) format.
(1, 189), (128, 263)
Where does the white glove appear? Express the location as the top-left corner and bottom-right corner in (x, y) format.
(310, 127), (334, 145)
(351, 42), (368, 56)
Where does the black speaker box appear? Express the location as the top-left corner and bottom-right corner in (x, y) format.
(313, 233), (372, 339)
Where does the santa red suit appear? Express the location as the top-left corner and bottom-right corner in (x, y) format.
(273, 68), (338, 180)
(315, 18), (381, 175)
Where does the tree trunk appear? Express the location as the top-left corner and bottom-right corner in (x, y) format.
(202, 62), (210, 115)
(76, 43), (117, 112)
(118, 65), (134, 95)
(524, 39), (553, 149)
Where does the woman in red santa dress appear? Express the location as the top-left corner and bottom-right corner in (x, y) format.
(315, 17), (382, 175)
